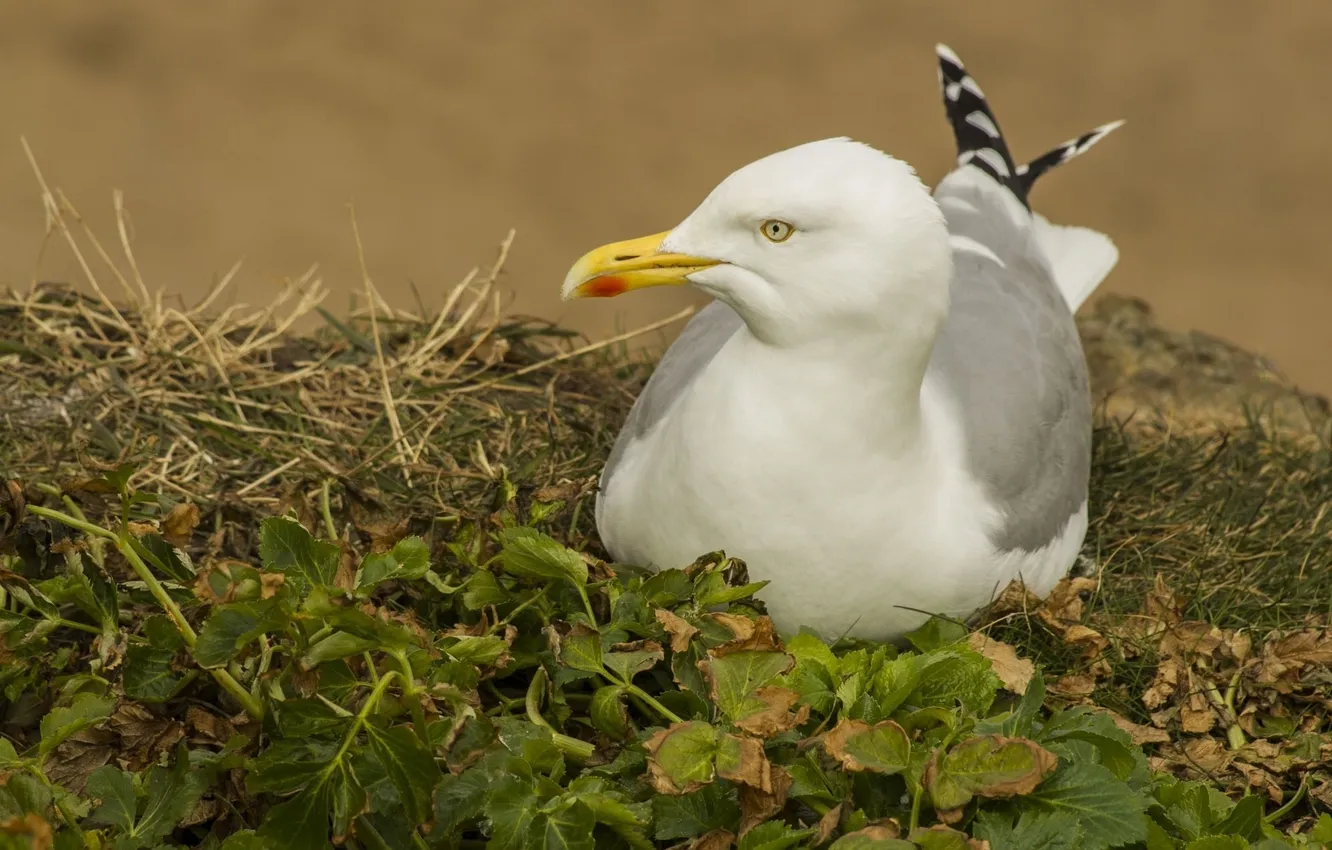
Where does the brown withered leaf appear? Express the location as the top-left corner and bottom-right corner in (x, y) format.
(45, 727), (115, 794)
(689, 830), (735, 850)
(710, 614), (783, 655)
(260, 572), (285, 599)
(1142, 657), (1183, 709)
(356, 517), (410, 553)
(838, 825), (903, 842)
(716, 734), (773, 792)
(1102, 709), (1171, 745)
(1062, 625), (1109, 661)
(186, 706), (237, 745)
(335, 542), (357, 592)
(0, 814), (54, 850)
(987, 580), (1041, 617)
(1036, 576), (1099, 633)
(1159, 621), (1225, 660)
(738, 764), (791, 836)
(1180, 688), (1216, 734)
(162, 502), (201, 543)
(109, 703), (186, 770)
(966, 632), (1034, 694)
(655, 608), (699, 653)
(126, 520), (158, 537)
(642, 722), (718, 795)
(1049, 674), (1097, 700)
(1145, 574), (1183, 626)
(814, 804), (844, 845)
(734, 686), (809, 738)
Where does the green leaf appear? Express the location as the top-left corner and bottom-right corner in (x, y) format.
(694, 571), (768, 608)
(823, 718), (911, 774)
(39, 692), (113, 757)
(259, 516), (341, 592)
(356, 536), (431, 589)
(555, 624), (604, 674)
(603, 643), (664, 682)
(257, 777), (335, 850)
(703, 650), (794, 723)
(1004, 669), (1047, 737)
(1018, 761), (1149, 850)
(364, 724), (440, 823)
(134, 534), (196, 582)
(641, 569), (693, 607)
(485, 775), (541, 849)
(1182, 839), (1248, 850)
(903, 616), (968, 652)
(135, 746), (206, 843)
(217, 831), (268, 850)
(651, 784), (740, 841)
(122, 641), (187, 703)
(738, 820), (815, 849)
(194, 600), (282, 669)
(973, 810), (1083, 850)
(301, 630), (380, 668)
(590, 685), (630, 739)
(249, 739), (340, 795)
(84, 766), (137, 832)
(909, 649), (1001, 716)
(462, 569), (509, 610)
(498, 527), (587, 588)
(535, 799), (596, 850)
(926, 735), (1057, 811)
(645, 721), (719, 794)
(1213, 795), (1264, 840)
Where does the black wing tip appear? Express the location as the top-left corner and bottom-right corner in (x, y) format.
(933, 44), (1029, 208)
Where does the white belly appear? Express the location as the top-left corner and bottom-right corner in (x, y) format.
(596, 339), (1085, 642)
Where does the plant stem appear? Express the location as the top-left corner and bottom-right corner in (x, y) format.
(524, 667), (595, 761)
(576, 586), (597, 625)
(320, 479), (338, 540)
(330, 671), (400, 768)
(29, 504), (264, 721)
(621, 681), (683, 725)
(391, 649), (429, 744)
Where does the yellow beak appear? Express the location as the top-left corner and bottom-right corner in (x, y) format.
(561, 230), (720, 300)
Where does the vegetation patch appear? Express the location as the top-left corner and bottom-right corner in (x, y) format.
(0, 192), (1329, 847)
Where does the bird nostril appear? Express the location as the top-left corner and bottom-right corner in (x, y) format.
(613, 254), (639, 262)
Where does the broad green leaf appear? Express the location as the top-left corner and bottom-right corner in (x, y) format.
(603, 643), (664, 682)
(355, 536), (431, 589)
(134, 534), (196, 582)
(693, 571), (768, 608)
(433, 770), (491, 834)
(1183, 839), (1248, 850)
(259, 516), (340, 591)
(1003, 669), (1047, 737)
(485, 775), (542, 849)
(462, 569), (509, 610)
(651, 784), (740, 841)
(556, 625), (604, 674)
(822, 718), (911, 774)
(911, 825), (985, 850)
(786, 630), (838, 672)
(578, 792), (649, 829)
(122, 643), (187, 703)
(1213, 795), (1264, 840)
(498, 527), (587, 588)
(84, 766), (137, 832)
(272, 698), (352, 739)
(364, 724), (440, 823)
(257, 778), (335, 850)
(300, 630), (379, 668)
(590, 685), (630, 738)
(218, 831), (268, 850)
(248, 739), (339, 795)
(909, 649), (1001, 716)
(1037, 707), (1143, 783)
(535, 799), (596, 850)
(973, 810), (1082, 850)
(1019, 761), (1149, 850)
(641, 569), (692, 607)
(703, 650), (794, 722)
(644, 721), (719, 794)
(194, 600), (282, 669)
(903, 616), (968, 652)
(926, 735), (1057, 811)
(135, 746), (206, 844)
(39, 692), (113, 758)
(442, 634), (510, 665)
(738, 820), (815, 850)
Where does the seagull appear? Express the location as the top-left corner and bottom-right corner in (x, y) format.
(561, 45), (1123, 642)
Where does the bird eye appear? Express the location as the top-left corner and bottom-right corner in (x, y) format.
(760, 219), (794, 243)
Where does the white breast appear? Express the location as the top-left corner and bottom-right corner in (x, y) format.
(595, 331), (1072, 642)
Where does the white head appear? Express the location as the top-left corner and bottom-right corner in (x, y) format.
(563, 138), (953, 347)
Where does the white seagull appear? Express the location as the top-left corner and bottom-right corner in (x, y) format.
(561, 45), (1123, 642)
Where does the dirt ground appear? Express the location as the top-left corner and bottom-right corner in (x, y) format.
(2, 2), (1329, 394)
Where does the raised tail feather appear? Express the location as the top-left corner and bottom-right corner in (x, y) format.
(1016, 119), (1125, 196)
(935, 43), (1030, 208)
(935, 44), (1125, 311)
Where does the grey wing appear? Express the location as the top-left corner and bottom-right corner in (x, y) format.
(600, 299), (744, 490)
(927, 181), (1092, 553)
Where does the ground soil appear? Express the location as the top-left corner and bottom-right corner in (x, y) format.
(2, 2), (1329, 393)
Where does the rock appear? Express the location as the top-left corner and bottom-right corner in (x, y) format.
(1078, 295), (1329, 435)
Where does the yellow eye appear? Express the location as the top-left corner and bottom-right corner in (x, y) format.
(760, 219), (794, 243)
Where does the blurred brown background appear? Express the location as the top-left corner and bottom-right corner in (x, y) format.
(2, 2), (1329, 393)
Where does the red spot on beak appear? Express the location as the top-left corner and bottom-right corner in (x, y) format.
(580, 275), (627, 298)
